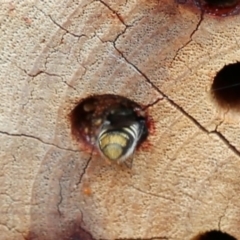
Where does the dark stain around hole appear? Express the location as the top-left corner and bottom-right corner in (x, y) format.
(211, 62), (240, 109)
(69, 94), (150, 164)
(192, 229), (237, 240)
(176, 0), (240, 16)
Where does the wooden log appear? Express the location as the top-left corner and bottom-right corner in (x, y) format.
(0, 0), (239, 239)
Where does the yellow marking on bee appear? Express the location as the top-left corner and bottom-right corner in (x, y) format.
(102, 144), (124, 160)
(99, 132), (130, 160)
(99, 132), (129, 148)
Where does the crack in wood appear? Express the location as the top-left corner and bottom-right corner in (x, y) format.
(130, 185), (177, 204)
(0, 130), (79, 152)
(76, 149), (93, 186)
(57, 179), (63, 216)
(112, 42), (240, 158)
(142, 98), (164, 110)
(35, 7), (87, 39)
(169, 10), (204, 67)
(97, 0), (128, 27)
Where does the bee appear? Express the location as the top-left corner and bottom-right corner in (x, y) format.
(70, 94), (149, 165)
(96, 107), (148, 165)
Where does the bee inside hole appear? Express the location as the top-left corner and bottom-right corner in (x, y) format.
(211, 62), (240, 109)
(191, 229), (237, 240)
(70, 94), (149, 166)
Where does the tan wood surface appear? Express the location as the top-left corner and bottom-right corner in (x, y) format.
(0, 0), (240, 239)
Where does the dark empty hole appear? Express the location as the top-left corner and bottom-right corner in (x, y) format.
(211, 62), (240, 108)
(204, 0), (240, 7)
(192, 0), (240, 16)
(192, 230), (237, 240)
(176, 0), (188, 3)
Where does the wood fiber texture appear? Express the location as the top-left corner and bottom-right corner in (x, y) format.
(0, 0), (240, 239)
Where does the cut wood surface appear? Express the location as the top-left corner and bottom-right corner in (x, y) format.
(0, 0), (240, 239)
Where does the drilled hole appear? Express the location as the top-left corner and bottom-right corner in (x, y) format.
(211, 62), (240, 109)
(193, 0), (240, 16)
(204, 0), (240, 7)
(70, 94), (149, 164)
(192, 230), (237, 240)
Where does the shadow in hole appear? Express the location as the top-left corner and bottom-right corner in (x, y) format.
(192, 229), (237, 240)
(211, 62), (240, 109)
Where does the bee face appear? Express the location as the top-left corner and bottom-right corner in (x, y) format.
(97, 109), (147, 163)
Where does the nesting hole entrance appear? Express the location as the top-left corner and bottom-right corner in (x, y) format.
(204, 0), (240, 7)
(192, 230), (237, 240)
(193, 0), (240, 16)
(70, 94), (149, 162)
(211, 62), (240, 109)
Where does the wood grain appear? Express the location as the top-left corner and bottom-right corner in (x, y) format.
(0, 0), (239, 239)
